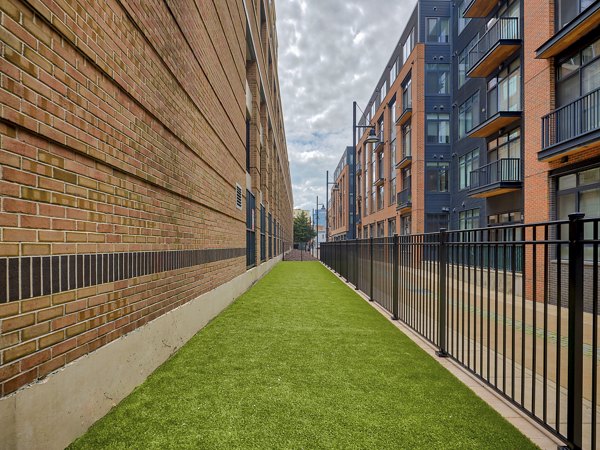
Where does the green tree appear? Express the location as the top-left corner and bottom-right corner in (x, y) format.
(294, 211), (316, 243)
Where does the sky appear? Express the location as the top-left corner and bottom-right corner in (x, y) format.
(277, 0), (417, 212)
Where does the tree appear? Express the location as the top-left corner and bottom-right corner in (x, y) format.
(294, 211), (316, 243)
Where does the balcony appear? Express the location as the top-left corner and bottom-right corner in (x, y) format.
(467, 111), (521, 139)
(396, 153), (412, 169)
(469, 158), (522, 198)
(536, 1), (600, 59)
(539, 87), (600, 160)
(374, 176), (385, 187)
(396, 106), (412, 126)
(396, 187), (412, 212)
(467, 18), (520, 78)
(463, 0), (497, 18)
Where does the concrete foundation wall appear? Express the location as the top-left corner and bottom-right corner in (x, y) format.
(0, 257), (281, 450)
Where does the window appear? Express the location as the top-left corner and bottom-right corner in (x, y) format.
(402, 122), (412, 158)
(402, 77), (412, 111)
(459, 150), (480, 190)
(401, 167), (411, 191)
(426, 64), (450, 94)
(388, 218), (397, 236)
(378, 116), (384, 143)
(488, 128), (521, 162)
(377, 221), (385, 237)
(377, 150), (384, 180)
(426, 213), (449, 233)
(391, 57), (400, 82)
(557, 0), (595, 30)
(371, 190), (376, 214)
(389, 177), (396, 206)
(459, 209), (480, 230)
(487, 59), (521, 115)
(458, 92), (480, 139)
(427, 114), (450, 143)
(380, 81), (387, 104)
(400, 214), (412, 235)
(377, 185), (384, 210)
(488, 211), (522, 225)
(557, 37), (600, 107)
(390, 100), (397, 130)
(556, 165), (600, 259)
(426, 162), (449, 192)
(426, 17), (450, 43)
(369, 224), (374, 238)
(403, 28), (415, 63)
(458, 36), (478, 88)
(458, 0), (471, 33)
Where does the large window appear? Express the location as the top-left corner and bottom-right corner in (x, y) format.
(557, 37), (600, 107)
(426, 213), (449, 233)
(557, 0), (595, 30)
(377, 185), (384, 210)
(426, 63), (450, 94)
(426, 17), (450, 43)
(426, 162), (449, 192)
(556, 165), (600, 259)
(391, 57), (400, 82)
(488, 128), (520, 162)
(377, 221), (385, 237)
(458, 0), (471, 33)
(403, 28), (415, 63)
(459, 150), (480, 190)
(487, 59), (521, 115)
(388, 218), (397, 236)
(380, 81), (387, 104)
(427, 114), (450, 143)
(458, 36), (478, 88)
(458, 92), (480, 138)
(402, 122), (412, 157)
(459, 209), (480, 230)
(377, 150), (384, 180)
(400, 214), (411, 235)
(402, 77), (412, 111)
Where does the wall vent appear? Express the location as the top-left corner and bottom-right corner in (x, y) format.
(236, 184), (243, 210)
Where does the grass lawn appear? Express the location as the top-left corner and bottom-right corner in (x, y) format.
(70, 261), (536, 449)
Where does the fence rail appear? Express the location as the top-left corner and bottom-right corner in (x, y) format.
(320, 214), (600, 450)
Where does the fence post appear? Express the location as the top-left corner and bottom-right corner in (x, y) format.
(392, 234), (399, 320)
(369, 236), (374, 301)
(355, 240), (360, 290)
(566, 212), (585, 450)
(436, 228), (448, 358)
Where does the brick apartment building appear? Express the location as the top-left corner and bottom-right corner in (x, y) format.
(334, 0), (600, 239)
(0, 0), (292, 447)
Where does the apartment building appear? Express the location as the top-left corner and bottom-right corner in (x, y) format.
(329, 147), (353, 240)
(354, 2), (452, 238)
(341, 0), (600, 238)
(0, 0), (292, 447)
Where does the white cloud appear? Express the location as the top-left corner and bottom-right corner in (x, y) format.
(277, 0), (417, 211)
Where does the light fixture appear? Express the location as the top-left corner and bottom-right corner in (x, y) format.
(365, 128), (380, 144)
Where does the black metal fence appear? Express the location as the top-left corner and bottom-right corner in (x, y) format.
(321, 214), (600, 450)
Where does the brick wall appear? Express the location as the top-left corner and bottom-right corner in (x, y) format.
(0, 0), (292, 396)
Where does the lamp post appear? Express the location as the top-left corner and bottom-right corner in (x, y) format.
(352, 101), (380, 240)
(314, 197), (325, 258)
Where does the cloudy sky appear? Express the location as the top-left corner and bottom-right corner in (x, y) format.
(277, 0), (417, 211)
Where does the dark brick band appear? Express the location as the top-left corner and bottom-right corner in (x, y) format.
(0, 248), (245, 304)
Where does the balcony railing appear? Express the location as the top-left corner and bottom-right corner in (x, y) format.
(396, 187), (412, 210)
(541, 87), (600, 152)
(469, 158), (522, 197)
(467, 17), (520, 78)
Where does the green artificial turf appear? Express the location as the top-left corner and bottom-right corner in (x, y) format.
(70, 261), (537, 449)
